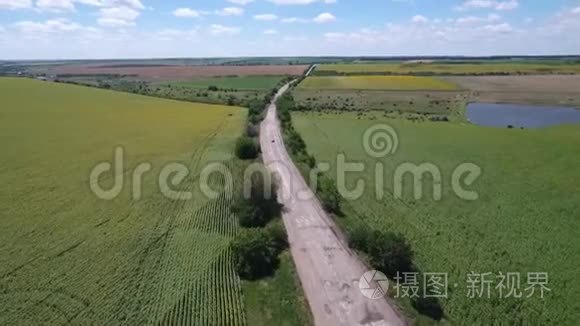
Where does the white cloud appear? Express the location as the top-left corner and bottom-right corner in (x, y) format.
(227, 0), (253, 5)
(215, 6), (244, 16)
(411, 15), (428, 23)
(313, 12), (335, 23)
(254, 14), (278, 21)
(480, 23), (512, 33)
(36, 0), (75, 12)
(268, 0), (335, 5)
(263, 29), (278, 35)
(572, 6), (580, 14)
(14, 18), (85, 33)
(457, 0), (519, 11)
(456, 13), (501, 24)
(281, 17), (308, 23)
(0, 0), (32, 9)
(98, 5), (140, 27)
(173, 8), (206, 18)
(209, 24), (240, 35)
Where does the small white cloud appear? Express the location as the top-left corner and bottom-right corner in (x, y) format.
(228, 0), (253, 5)
(456, 0), (519, 11)
(268, 0), (317, 4)
(254, 14), (278, 21)
(313, 12), (336, 23)
(281, 17), (308, 23)
(36, 0), (75, 12)
(572, 6), (580, 14)
(173, 8), (204, 18)
(411, 15), (428, 23)
(14, 18), (83, 33)
(215, 6), (244, 16)
(263, 29), (278, 35)
(209, 24), (240, 35)
(0, 0), (32, 10)
(98, 5), (140, 27)
(481, 22), (512, 33)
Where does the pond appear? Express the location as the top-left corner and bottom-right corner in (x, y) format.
(467, 103), (580, 128)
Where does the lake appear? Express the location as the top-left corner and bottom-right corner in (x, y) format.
(467, 103), (580, 128)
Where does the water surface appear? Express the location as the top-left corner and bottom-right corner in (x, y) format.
(467, 103), (580, 128)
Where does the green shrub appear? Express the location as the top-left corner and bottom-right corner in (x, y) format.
(266, 220), (289, 254)
(235, 136), (259, 160)
(232, 168), (281, 228)
(349, 225), (414, 278)
(231, 229), (278, 280)
(317, 175), (341, 214)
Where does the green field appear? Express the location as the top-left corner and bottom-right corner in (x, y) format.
(292, 112), (580, 324)
(316, 62), (580, 75)
(0, 77), (311, 325)
(298, 76), (459, 91)
(292, 90), (467, 121)
(165, 76), (286, 90)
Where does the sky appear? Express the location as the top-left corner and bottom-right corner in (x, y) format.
(0, 0), (579, 59)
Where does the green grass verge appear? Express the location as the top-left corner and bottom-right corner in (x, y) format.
(242, 251), (313, 326)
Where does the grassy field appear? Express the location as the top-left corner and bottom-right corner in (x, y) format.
(298, 76), (459, 91)
(292, 112), (580, 325)
(293, 90), (468, 121)
(316, 62), (580, 75)
(0, 77), (270, 325)
(164, 76), (286, 90)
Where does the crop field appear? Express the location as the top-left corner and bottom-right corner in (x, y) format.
(443, 75), (580, 107)
(298, 76), (459, 91)
(292, 112), (580, 325)
(50, 64), (309, 80)
(293, 90), (468, 121)
(164, 76), (286, 90)
(316, 62), (580, 75)
(0, 78), (252, 324)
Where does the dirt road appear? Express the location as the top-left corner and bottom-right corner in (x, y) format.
(259, 83), (406, 326)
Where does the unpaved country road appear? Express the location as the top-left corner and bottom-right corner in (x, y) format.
(260, 83), (406, 326)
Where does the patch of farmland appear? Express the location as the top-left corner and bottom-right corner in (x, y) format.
(293, 89), (469, 121)
(316, 62), (580, 75)
(0, 78), (249, 324)
(442, 75), (580, 107)
(298, 76), (459, 91)
(291, 112), (580, 325)
(164, 76), (287, 90)
(50, 64), (309, 80)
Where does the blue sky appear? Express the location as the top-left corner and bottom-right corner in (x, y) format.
(0, 0), (579, 59)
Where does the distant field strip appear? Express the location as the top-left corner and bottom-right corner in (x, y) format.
(317, 62), (580, 75)
(164, 76), (285, 90)
(0, 78), (248, 325)
(298, 76), (459, 90)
